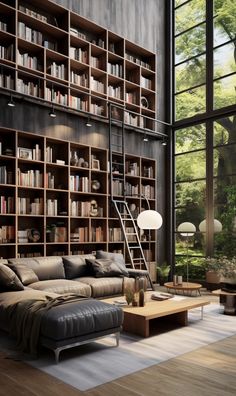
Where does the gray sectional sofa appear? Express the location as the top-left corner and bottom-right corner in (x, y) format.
(0, 251), (147, 362)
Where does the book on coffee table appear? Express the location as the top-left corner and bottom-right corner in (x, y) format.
(151, 292), (173, 301)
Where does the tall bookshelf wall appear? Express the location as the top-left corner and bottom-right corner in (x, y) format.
(0, 127), (157, 280)
(0, 0), (157, 130)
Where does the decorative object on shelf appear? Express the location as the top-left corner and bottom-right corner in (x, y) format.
(92, 158), (100, 170)
(141, 96), (149, 109)
(70, 151), (79, 166)
(177, 222), (196, 283)
(18, 147), (33, 160)
(90, 199), (99, 217)
(91, 179), (101, 192)
(81, 160), (89, 168)
(4, 148), (14, 156)
(27, 228), (40, 242)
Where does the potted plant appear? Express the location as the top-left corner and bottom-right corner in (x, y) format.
(156, 263), (170, 286)
(205, 256), (236, 291)
(205, 257), (221, 289)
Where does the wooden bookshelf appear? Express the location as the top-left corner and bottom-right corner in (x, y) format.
(0, 127), (157, 268)
(0, 0), (156, 129)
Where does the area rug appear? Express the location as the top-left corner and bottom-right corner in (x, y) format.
(0, 303), (235, 391)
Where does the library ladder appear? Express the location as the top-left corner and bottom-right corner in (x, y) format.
(108, 104), (154, 289)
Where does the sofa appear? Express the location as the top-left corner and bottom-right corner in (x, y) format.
(0, 251), (148, 362)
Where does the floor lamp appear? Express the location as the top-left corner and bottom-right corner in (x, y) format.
(177, 222), (196, 284)
(137, 197), (163, 278)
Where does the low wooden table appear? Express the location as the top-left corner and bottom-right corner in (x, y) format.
(164, 282), (202, 296)
(212, 289), (236, 315)
(103, 293), (210, 337)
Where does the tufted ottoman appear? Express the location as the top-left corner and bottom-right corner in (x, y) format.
(39, 298), (123, 363)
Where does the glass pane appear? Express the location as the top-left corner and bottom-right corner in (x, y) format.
(175, 0), (187, 8)
(175, 0), (205, 35)
(175, 24), (206, 64)
(175, 256), (206, 281)
(176, 151), (206, 181)
(175, 207), (206, 233)
(214, 1), (236, 47)
(213, 144), (236, 176)
(175, 85), (206, 120)
(175, 180), (206, 207)
(213, 116), (236, 146)
(214, 42), (236, 79)
(175, 55), (206, 93)
(214, 74), (236, 109)
(175, 124), (206, 154)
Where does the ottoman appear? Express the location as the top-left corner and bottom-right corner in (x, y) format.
(39, 298), (123, 363)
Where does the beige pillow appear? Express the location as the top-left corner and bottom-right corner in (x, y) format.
(0, 264), (24, 291)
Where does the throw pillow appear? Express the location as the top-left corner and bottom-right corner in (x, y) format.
(63, 254), (95, 279)
(0, 264), (24, 291)
(86, 258), (127, 278)
(96, 250), (129, 276)
(7, 264), (39, 285)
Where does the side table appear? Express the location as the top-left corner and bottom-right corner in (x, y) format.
(212, 289), (236, 315)
(164, 282), (202, 296)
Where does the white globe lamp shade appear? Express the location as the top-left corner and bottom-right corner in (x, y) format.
(177, 222), (196, 236)
(137, 210), (163, 230)
(199, 219), (222, 233)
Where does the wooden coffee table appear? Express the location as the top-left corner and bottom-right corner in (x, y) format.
(164, 282), (202, 296)
(103, 293), (210, 337)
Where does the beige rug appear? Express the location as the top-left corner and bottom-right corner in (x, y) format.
(0, 304), (235, 391)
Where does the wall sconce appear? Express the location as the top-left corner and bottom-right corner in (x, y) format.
(143, 133), (148, 142)
(8, 94), (15, 107)
(161, 137), (167, 146)
(86, 117), (92, 127)
(49, 105), (56, 118)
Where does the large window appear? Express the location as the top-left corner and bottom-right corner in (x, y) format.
(173, 0), (236, 281)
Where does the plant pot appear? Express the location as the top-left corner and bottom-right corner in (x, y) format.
(206, 271), (220, 291)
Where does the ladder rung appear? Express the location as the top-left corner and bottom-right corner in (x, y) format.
(129, 246), (140, 249)
(126, 233), (137, 235)
(132, 258), (145, 261)
(112, 132), (122, 137)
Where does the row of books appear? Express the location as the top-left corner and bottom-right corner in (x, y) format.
(19, 5), (48, 24)
(0, 225), (15, 243)
(0, 166), (12, 184)
(69, 175), (89, 192)
(70, 47), (88, 63)
(90, 76), (105, 93)
(71, 227), (88, 242)
(140, 75), (152, 90)
(108, 84), (122, 99)
(126, 161), (139, 176)
(70, 71), (88, 87)
(124, 111), (139, 126)
(45, 87), (68, 105)
(90, 103), (104, 116)
(49, 62), (66, 80)
(46, 199), (58, 216)
(0, 21), (7, 32)
(18, 197), (43, 215)
(112, 180), (123, 196)
(125, 182), (139, 196)
(17, 78), (42, 97)
(17, 169), (43, 188)
(109, 227), (123, 242)
(0, 196), (14, 214)
(108, 62), (123, 78)
(125, 52), (151, 70)
(45, 172), (55, 189)
(0, 73), (14, 90)
(0, 43), (14, 62)
(69, 95), (89, 111)
(18, 22), (57, 51)
(90, 55), (102, 69)
(141, 184), (155, 199)
(91, 226), (103, 242)
(126, 92), (138, 104)
(17, 50), (41, 71)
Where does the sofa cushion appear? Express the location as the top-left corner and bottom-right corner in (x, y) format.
(0, 264), (24, 291)
(28, 279), (91, 297)
(8, 257), (65, 281)
(62, 254), (95, 279)
(78, 276), (123, 298)
(96, 250), (129, 276)
(7, 263), (39, 285)
(86, 258), (127, 278)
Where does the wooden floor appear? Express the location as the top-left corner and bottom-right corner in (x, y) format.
(0, 290), (235, 396)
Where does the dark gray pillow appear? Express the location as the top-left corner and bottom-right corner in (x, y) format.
(96, 251), (129, 276)
(86, 258), (127, 278)
(63, 254), (95, 279)
(7, 263), (39, 285)
(0, 264), (24, 291)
